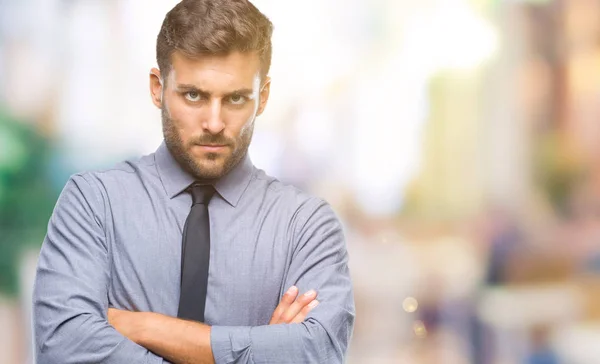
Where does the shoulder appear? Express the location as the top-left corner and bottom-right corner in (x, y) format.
(82, 152), (155, 185)
(70, 152), (155, 192)
(59, 152), (157, 213)
(253, 168), (320, 207)
(252, 168), (342, 232)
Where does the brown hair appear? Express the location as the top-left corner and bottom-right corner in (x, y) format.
(156, 0), (273, 82)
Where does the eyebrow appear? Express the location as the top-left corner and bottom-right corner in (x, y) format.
(175, 84), (254, 97)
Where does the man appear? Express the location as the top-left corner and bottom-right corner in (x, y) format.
(32, 0), (355, 363)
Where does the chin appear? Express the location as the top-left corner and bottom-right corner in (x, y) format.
(193, 159), (227, 179)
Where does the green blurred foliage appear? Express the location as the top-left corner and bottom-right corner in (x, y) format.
(0, 107), (58, 296)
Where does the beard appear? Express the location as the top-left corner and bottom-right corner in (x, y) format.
(162, 107), (254, 181)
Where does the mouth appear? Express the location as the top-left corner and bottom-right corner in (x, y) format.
(195, 144), (228, 153)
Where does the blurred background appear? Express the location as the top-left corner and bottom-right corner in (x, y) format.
(1, 0), (600, 363)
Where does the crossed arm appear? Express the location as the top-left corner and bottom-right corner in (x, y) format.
(107, 286), (319, 364)
(33, 175), (355, 363)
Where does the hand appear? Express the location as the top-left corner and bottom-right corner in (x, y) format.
(269, 286), (319, 324)
(108, 307), (146, 344)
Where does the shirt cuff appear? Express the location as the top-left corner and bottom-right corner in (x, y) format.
(210, 326), (253, 364)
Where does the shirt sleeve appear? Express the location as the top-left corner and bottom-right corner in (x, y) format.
(210, 198), (355, 363)
(32, 174), (166, 364)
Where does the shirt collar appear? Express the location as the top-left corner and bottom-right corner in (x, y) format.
(155, 141), (254, 207)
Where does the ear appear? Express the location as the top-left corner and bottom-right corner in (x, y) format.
(149, 68), (163, 109)
(256, 77), (271, 116)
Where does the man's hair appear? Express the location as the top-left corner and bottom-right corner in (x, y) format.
(156, 0), (273, 82)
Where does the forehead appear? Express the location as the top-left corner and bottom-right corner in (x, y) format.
(168, 51), (261, 89)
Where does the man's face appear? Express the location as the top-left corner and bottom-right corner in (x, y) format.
(150, 51), (270, 180)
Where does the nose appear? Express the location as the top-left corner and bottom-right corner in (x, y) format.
(201, 98), (226, 134)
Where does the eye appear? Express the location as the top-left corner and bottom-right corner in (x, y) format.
(185, 91), (201, 102)
(228, 94), (247, 105)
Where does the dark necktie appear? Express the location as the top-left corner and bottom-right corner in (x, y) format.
(177, 183), (215, 322)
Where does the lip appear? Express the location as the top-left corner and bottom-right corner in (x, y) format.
(197, 144), (227, 152)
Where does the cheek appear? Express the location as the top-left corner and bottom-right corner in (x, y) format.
(165, 98), (202, 131)
(224, 109), (255, 137)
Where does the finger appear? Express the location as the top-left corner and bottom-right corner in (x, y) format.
(107, 308), (120, 326)
(269, 286), (298, 324)
(291, 300), (319, 323)
(270, 286), (298, 324)
(278, 289), (317, 324)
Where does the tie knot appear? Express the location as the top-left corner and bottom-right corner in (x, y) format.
(189, 184), (215, 205)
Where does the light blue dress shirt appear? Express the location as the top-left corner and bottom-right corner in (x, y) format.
(33, 142), (355, 363)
